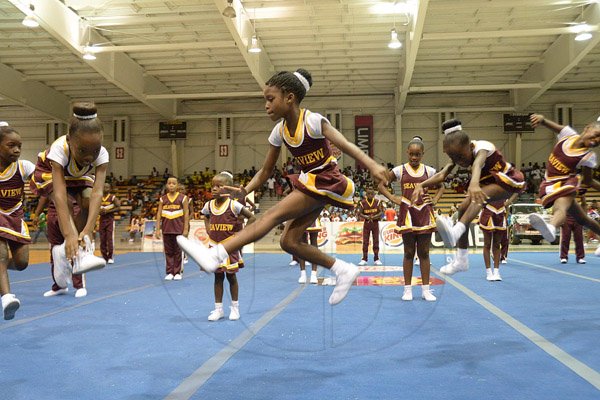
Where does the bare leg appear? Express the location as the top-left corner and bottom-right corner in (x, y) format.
(402, 233), (416, 286)
(482, 230), (492, 270)
(222, 191), (326, 262)
(213, 272), (225, 303)
(226, 273), (238, 302)
(416, 233), (432, 285)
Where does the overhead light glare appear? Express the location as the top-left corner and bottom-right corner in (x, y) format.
(575, 31), (592, 41)
(388, 28), (402, 49)
(82, 51), (96, 60)
(222, 0), (236, 18)
(248, 35), (262, 53)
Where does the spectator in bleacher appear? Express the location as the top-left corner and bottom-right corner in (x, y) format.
(266, 175), (276, 197)
(32, 209), (48, 244)
(129, 214), (141, 242)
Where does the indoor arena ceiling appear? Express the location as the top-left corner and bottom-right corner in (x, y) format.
(1, 0), (599, 121)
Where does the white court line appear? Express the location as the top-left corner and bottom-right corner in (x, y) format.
(435, 268), (600, 390)
(164, 284), (307, 400)
(11, 258), (156, 285)
(0, 270), (202, 331)
(508, 258), (600, 283)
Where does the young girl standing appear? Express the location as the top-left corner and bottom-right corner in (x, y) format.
(478, 199), (508, 281)
(203, 172), (255, 321)
(99, 183), (120, 264)
(0, 125), (35, 319)
(526, 114), (600, 250)
(413, 120), (525, 275)
(31, 102), (109, 288)
(378, 136), (443, 301)
(178, 68), (388, 305)
(155, 176), (189, 280)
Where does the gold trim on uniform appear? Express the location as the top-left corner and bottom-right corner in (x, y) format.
(282, 109), (306, 148)
(0, 162), (17, 182)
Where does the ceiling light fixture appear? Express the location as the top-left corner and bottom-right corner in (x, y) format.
(22, 4), (39, 28)
(222, 0), (236, 18)
(574, 23), (592, 41)
(388, 28), (402, 49)
(248, 35), (262, 53)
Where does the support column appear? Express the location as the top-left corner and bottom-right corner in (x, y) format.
(171, 140), (178, 177)
(515, 133), (522, 172)
(395, 114), (403, 165)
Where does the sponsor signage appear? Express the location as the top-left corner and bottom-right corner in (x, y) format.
(354, 115), (373, 169)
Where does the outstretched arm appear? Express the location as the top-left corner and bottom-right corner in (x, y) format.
(530, 114), (565, 134)
(411, 163), (454, 203)
(581, 167), (600, 192)
(322, 122), (388, 186)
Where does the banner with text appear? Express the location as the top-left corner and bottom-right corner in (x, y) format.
(142, 220), (254, 253)
(354, 115), (373, 169)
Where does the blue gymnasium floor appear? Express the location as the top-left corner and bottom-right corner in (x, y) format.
(1, 251), (600, 400)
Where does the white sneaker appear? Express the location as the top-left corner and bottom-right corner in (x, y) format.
(577, 259), (586, 264)
(128, 238), (134, 243)
(310, 273), (318, 284)
(2, 294), (20, 320)
(358, 259), (367, 266)
(500, 259), (507, 264)
(107, 258), (114, 264)
(486, 269), (495, 281)
(298, 272), (307, 284)
(72, 236), (106, 275)
(560, 258), (567, 264)
(440, 257), (469, 275)
(208, 308), (224, 321)
(329, 262), (360, 305)
(529, 214), (556, 243)
(176, 236), (220, 273)
(414, 257), (420, 266)
(374, 260), (383, 266)
(74, 288), (87, 298)
(183, 258), (189, 264)
(51, 243), (72, 289)
(402, 287), (413, 301)
(421, 289), (437, 302)
(493, 270), (502, 281)
(164, 273), (174, 281)
(289, 260), (298, 266)
(436, 215), (457, 248)
(44, 288), (68, 297)
(229, 305), (240, 321)
(173, 274), (182, 280)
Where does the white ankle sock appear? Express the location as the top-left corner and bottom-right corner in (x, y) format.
(548, 224), (557, 237)
(404, 285), (412, 293)
(421, 285), (430, 292)
(231, 300), (239, 307)
(453, 222), (466, 238)
(457, 248), (469, 260)
(214, 302), (223, 310)
(330, 259), (346, 275)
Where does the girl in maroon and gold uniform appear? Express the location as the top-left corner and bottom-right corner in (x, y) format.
(30, 102), (108, 289)
(526, 114), (600, 256)
(414, 120), (525, 276)
(178, 68), (388, 306)
(155, 176), (189, 281)
(202, 172), (255, 321)
(0, 125), (35, 320)
(478, 199), (508, 282)
(99, 183), (120, 264)
(379, 136), (443, 301)
(357, 187), (384, 266)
